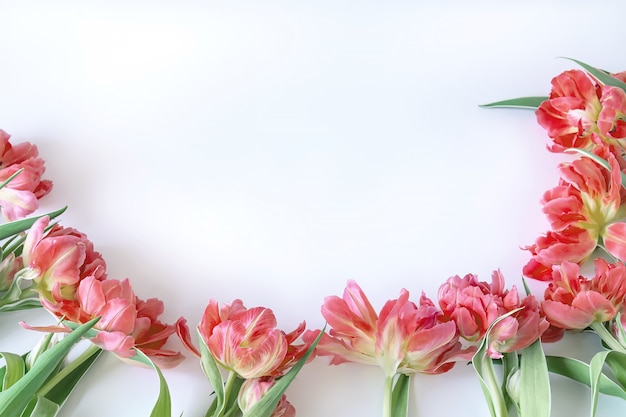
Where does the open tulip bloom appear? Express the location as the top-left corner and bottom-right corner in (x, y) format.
(303, 280), (475, 417)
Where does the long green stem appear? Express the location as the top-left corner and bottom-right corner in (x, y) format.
(482, 357), (509, 417)
(37, 344), (102, 397)
(382, 375), (393, 417)
(218, 370), (238, 417)
(590, 321), (626, 354)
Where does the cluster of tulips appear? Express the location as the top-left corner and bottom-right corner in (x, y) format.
(3, 58), (626, 417)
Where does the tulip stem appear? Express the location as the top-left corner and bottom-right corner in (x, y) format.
(482, 356), (509, 417)
(220, 370), (238, 416)
(383, 375), (394, 417)
(37, 343), (103, 398)
(590, 321), (626, 354)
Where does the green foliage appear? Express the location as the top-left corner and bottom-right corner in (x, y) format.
(390, 374), (410, 417)
(0, 318), (99, 417)
(479, 96), (547, 110)
(130, 349), (174, 417)
(519, 340), (550, 417)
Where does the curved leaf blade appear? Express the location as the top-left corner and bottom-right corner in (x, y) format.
(0, 207), (67, 241)
(546, 356), (626, 400)
(131, 349), (172, 417)
(479, 96), (547, 110)
(562, 57), (626, 92)
(0, 352), (25, 391)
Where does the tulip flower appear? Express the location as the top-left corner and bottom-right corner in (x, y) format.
(0, 129), (52, 220)
(305, 280), (472, 417)
(22, 275), (184, 368)
(524, 153), (626, 280)
(542, 260), (626, 331)
(20, 216), (106, 303)
(198, 300), (296, 378)
(439, 270), (549, 358)
(536, 69), (603, 153)
(536, 69), (626, 154)
(438, 270), (549, 417)
(177, 299), (313, 417)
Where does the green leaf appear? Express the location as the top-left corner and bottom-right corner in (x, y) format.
(546, 356), (626, 400)
(390, 374), (410, 417)
(129, 349), (172, 417)
(562, 57), (626, 92)
(0, 207), (67, 241)
(0, 317), (98, 417)
(0, 169), (24, 192)
(519, 339), (550, 417)
(22, 395), (60, 417)
(479, 96), (548, 110)
(0, 297), (41, 313)
(0, 353), (25, 391)
(197, 329), (225, 416)
(589, 351), (611, 417)
(243, 326), (324, 417)
(41, 347), (102, 407)
(521, 277), (532, 297)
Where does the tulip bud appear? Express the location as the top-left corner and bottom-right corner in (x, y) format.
(238, 378), (273, 414)
(612, 313), (626, 349)
(505, 367), (521, 412)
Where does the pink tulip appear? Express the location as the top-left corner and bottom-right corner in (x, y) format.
(23, 275), (184, 368)
(0, 129), (52, 220)
(439, 271), (548, 359)
(524, 152), (626, 279)
(179, 299), (309, 379)
(305, 280), (472, 377)
(22, 216), (107, 303)
(536, 69), (602, 153)
(22, 216), (88, 302)
(542, 259), (626, 330)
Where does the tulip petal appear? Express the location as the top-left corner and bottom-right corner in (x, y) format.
(604, 222), (626, 262)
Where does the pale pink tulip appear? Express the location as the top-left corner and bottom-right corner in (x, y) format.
(0, 129), (52, 220)
(439, 271), (548, 359)
(22, 216), (88, 301)
(21, 216), (107, 303)
(179, 299), (308, 379)
(23, 275), (184, 368)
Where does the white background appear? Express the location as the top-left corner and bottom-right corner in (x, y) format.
(0, 1), (625, 416)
